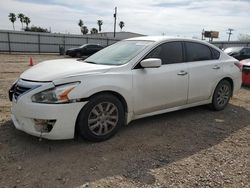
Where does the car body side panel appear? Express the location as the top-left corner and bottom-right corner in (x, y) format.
(221, 59), (242, 94)
(187, 59), (223, 104)
(132, 63), (189, 115)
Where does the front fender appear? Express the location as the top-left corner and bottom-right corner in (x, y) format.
(67, 72), (133, 113)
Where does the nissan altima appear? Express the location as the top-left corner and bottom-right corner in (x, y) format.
(9, 36), (241, 141)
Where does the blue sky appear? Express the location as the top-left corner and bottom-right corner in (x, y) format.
(0, 0), (249, 40)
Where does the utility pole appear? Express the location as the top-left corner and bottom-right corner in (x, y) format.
(227, 28), (234, 41)
(201, 29), (205, 40)
(113, 7), (117, 38)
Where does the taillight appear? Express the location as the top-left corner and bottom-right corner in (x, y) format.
(234, 62), (243, 71)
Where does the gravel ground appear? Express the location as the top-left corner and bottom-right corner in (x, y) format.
(0, 54), (249, 188)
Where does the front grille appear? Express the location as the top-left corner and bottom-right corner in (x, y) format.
(13, 84), (32, 99)
(242, 65), (250, 73)
(10, 79), (42, 101)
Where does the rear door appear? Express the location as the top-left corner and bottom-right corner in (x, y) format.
(184, 42), (223, 103)
(132, 41), (189, 115)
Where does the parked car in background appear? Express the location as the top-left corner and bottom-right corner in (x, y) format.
(65, 44), (104, 57)
(224, 47), (250, 60)
(240, 59), (250, 85)
(9, 36), (241, 142)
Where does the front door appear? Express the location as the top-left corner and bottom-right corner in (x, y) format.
(132, 41), (189, 115)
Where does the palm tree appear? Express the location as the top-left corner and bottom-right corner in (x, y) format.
(97, 20), (103, 32)
(78, 19), (83, 27)
(8, 13), (16, 30)
(90, 28), (98, 34)
(119, 21), (125, 31)
(23, 16), (31, 28)
(81, 26), (88, 35)
(78, 19), (84, 34)
(18, 13), (25, 29)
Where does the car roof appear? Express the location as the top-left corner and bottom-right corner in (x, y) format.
(125, 36), (220, 50)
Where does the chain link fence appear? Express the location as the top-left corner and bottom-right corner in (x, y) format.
(0, 30), (120, 53)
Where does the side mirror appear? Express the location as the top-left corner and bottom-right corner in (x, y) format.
(140, 58), (162, 68)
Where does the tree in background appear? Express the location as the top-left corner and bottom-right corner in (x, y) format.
(24, 26), (50, 33)
(90, 28), (98, 34)
(78, 19), (88, 35)
(119, 21), (125, 31)
(23, 16), (31, 28)
(81, 26), (88, 34)
(18, 13), (25, 29)
(8, 13), (16, 30)
(97, 20), (103, 32)
(238, 34), (250, 42)
(78, 19), (83, 28)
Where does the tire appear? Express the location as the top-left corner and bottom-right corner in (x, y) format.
(211, 79), (232, 111)
(76, 94), (125, 142)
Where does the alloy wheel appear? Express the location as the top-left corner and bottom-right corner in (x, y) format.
(88, 102), (119, 136)
(216, 84), (230, 106)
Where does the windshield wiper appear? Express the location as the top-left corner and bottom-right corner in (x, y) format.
(77, 59), (98, 64)
(84, 60), (98, 64)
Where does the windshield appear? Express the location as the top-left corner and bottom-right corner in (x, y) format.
(224, 47), (243, 54)
(84, 40), (153, 65)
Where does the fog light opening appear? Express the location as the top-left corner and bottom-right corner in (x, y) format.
(34, 119), (56, 133)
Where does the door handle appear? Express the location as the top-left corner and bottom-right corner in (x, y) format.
(213, 65), (221, 70)
(177, 71), (188, 76)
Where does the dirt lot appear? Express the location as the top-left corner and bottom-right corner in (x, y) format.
(0, 54), (249, 188)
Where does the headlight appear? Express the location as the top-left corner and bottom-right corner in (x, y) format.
(31, 82), (79, 104)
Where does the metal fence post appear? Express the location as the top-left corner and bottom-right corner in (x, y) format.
(63, 35), (66, 50)
(7, 32), (11, 53)
(106, 39), (109, 46)
(38, 34), (41, 53)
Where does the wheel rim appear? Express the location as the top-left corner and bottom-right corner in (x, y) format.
(216, 84), (230, 106)
(88, 102), (119, 136)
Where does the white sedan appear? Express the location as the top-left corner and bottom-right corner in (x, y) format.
(9, 36), (241, 141)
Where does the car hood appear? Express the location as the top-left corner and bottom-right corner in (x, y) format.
(20, 59), (114, 82)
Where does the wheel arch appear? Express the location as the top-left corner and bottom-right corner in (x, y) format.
(211, 77), (234, 102)
(221, 77), (234, 96)
(87, 90), (128, 113)
(74, 90), (128, 139)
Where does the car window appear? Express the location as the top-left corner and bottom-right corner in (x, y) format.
(211, 48), (220, 59)
(88, 45), (97, 49)
(185, 42), (213, 62)
(242, 48), (250, 56)
(145, 42), (183, 64)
